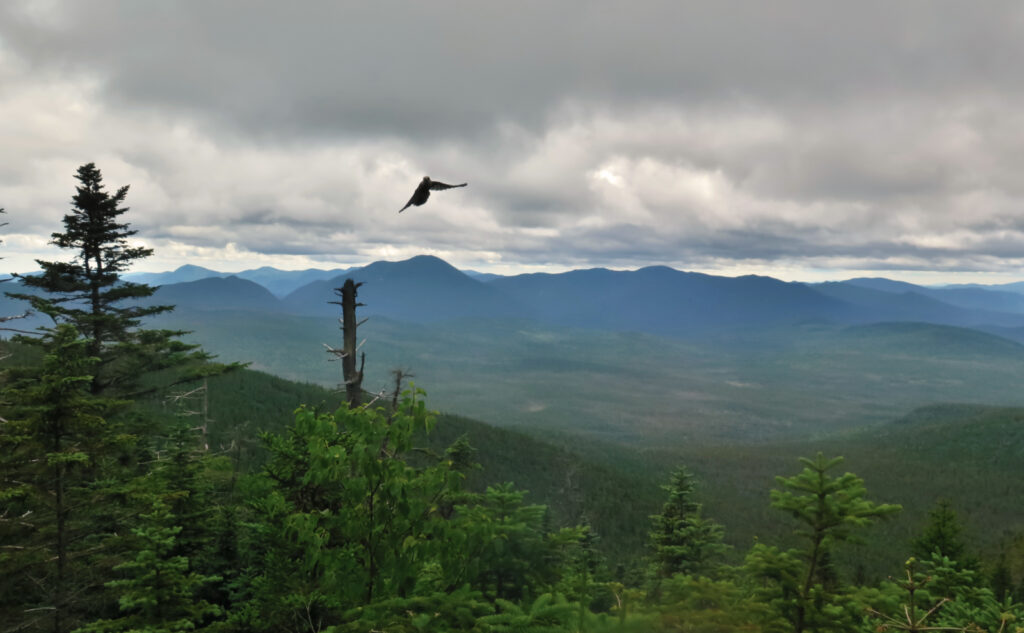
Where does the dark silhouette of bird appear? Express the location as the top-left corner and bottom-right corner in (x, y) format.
(399, 176), (467, 213)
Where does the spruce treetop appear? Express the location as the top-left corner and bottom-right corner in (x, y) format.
(56, 162), (151, 277)
(10, 163), (210, 396)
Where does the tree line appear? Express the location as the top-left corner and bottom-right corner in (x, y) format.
(1, 164), (1023, 632)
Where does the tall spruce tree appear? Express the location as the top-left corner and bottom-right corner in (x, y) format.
(73, 499), (222, 633)
(0, 324), (129, 633)
(648, 466), (727, 581)
(911, 499), (975, 569)
(11, 163), (206, 396)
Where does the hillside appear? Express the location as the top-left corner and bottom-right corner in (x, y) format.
(147, 306), (1024, 446)
(676, 403), (1024, 575)
(135, 366), (663, 565)
(145, 276), (287, 313)
(135, 366), (1024, 579)
(837, 321), (1024, 358)
(814, 279), (1024, 327)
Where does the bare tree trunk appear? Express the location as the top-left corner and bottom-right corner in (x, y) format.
(331, 279), (366, 408)
(54, 462), (66, 633)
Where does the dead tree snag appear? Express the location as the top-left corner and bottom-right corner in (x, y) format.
(327, 278), (367, 407)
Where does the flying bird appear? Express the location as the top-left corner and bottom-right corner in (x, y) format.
(399, 176), (467, 213)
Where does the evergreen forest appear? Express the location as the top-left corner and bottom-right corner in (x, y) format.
(3, 164), (1024, 633)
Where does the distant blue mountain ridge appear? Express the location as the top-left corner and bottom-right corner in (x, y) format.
(3, 256), (1022, 339)
(104, 255), (1024, 338)
(124, 264), (355, 298)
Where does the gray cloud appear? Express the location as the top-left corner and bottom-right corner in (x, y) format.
(6, 1), (1023, 139)
(2, 1), (1024, 281)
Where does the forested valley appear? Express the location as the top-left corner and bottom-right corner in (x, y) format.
(3, 166), (1024, 633)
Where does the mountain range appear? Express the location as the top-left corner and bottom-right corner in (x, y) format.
(9, 254), (1024, 479)
(9, 255), (1024, 357)
(110, 255), (1024, 337)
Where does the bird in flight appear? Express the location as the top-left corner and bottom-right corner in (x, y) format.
(399, 176), (467, 213)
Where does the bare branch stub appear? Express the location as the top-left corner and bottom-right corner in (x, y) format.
(164, 378), (212, 450)
(389, 368), (414, 414)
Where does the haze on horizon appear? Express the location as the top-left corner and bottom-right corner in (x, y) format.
(3, 1), (1024, 286)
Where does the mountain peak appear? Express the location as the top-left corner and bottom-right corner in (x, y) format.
(403, 254), (460, 270)
(358, 255), (467, 280)
(172, 264), (220, 275)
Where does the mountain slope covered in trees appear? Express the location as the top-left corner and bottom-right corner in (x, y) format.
(141, 307), (1024, 447)
(128, 365), (1024, 581)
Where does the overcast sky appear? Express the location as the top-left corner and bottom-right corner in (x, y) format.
(2, 1), (1024, 282)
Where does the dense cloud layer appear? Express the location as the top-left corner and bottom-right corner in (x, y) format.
(2, 1), (1024, 280)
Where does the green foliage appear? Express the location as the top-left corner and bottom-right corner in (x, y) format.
(215, 385), (602, 632)
(991, 555), (1014, 603)
(425, 412), (658, 569)
(0, 324), (131, 632)
(555, 522), (613, 616)
(912, 499), (972, 567)
(139, 367), (347, 473)
(864, 554), (1024, 633)
(475, 593), (578, 632)
(742, 544), (806, 633)
(449, 483), (582, 603)
(231, 389), (465, 631)
(336, 585), (494, 632)
(770, 454), (902, 549)
(920, 553), (1024, 632)
(757, 453), (901, 633)
(145, 419), (239, 613)
(652, 574), (768, 632)
(122, 357), (1024, 585)
(73, 500), (222, 633)
(648, 466), (727, 581)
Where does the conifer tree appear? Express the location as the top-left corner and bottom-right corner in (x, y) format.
(145, 419), (237, 610)
(74, 500), (222, 633)
(10, 163), (207, 396)
(648, 466), (726, 580)
(0, 324), (128, 633)
(990, 554), (1014, 602)
(452, 483), (582, 604)
(758, 453), (901, 633)
(867, 553), (1024, 632)
(911, 499), (974, 569)
(159, 421), (216, 562)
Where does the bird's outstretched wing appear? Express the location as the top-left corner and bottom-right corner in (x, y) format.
(428, 181), (467, 191)
(397, 190), (417, 211)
